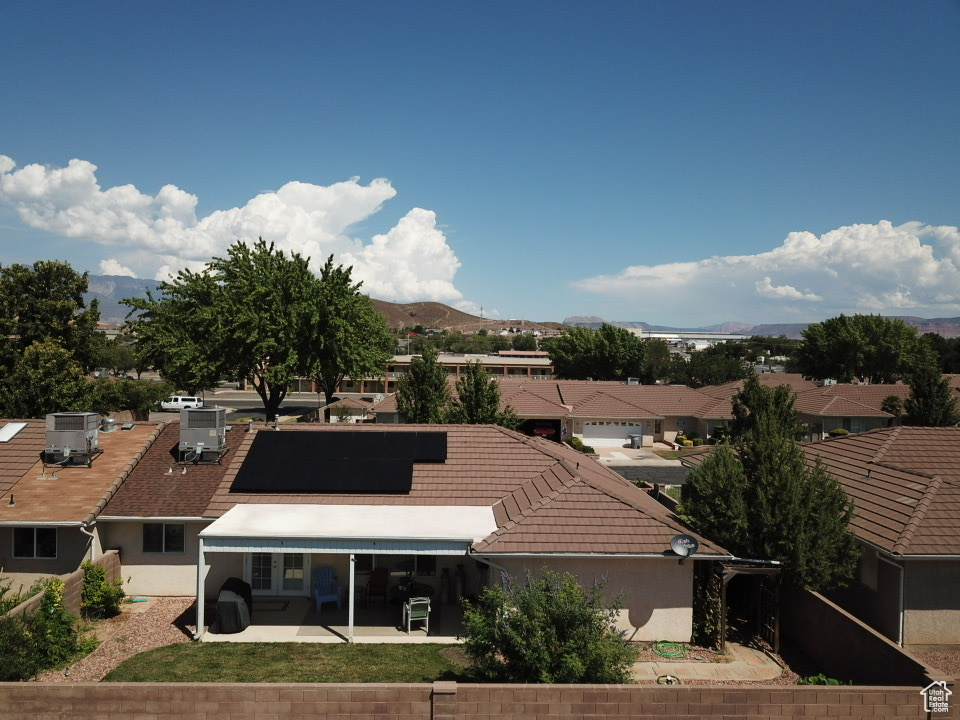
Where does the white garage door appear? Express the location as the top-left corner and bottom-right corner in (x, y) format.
(582, 421), (642, 447)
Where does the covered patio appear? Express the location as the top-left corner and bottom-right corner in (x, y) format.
(202, 596), (465, 643)
(195, 504), (496, 642)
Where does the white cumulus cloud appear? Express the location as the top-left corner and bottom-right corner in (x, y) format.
(0, 154), (466, 306)
(573, 221), (960, 324)
(98, 259), (136, 277)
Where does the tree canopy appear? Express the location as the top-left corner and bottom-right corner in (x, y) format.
(125, 239), (387, 421)
(545, 324), (645, 381)
(792, 314), (935, 384)
(0, 260), (103, 374)
(680, 374), (860, 591)
(903, 363), (960, 427)
(307, 257), (393, 407)
(447, 361), (520, 428)
(395, 347), (451, 423)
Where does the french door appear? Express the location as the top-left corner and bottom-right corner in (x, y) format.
(246, 552), (310, 596)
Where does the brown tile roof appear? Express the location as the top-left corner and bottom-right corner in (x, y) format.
(697, 374), (818, 400)
(0, 421), (162, 525)
(0, 420), (47, 498)
(684, 427), (960, 557)
(804, 426), (960, 556)
(201, 424), (727, 558)
(103, 424), (247, 518)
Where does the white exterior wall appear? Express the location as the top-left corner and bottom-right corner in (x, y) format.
(491, 556), (694, 642)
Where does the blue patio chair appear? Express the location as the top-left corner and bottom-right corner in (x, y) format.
(403, 596), (431, 633)
(312, 566), (342, 613)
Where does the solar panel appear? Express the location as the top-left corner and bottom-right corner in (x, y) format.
(230, 431), (447, 494)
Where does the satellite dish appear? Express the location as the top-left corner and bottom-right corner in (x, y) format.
(670, 534), (699, 563)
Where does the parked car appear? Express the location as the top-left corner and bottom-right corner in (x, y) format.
(160, 396), (203, 411)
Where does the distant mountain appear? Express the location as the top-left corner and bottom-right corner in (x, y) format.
(85, 275), (564, 334)
(85, 275), (160, 325)
(564, 316), (960, 339)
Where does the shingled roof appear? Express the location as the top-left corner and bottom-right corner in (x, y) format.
(199, 423), (727, 558)
(0, 419), (162, 525)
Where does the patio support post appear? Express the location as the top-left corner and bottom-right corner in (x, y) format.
(195, 537), (205, 640)
(348, 553), (356, 643)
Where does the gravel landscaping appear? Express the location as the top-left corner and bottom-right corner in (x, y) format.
(33, 597), (195, 683)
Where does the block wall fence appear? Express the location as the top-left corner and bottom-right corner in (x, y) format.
(0, 681), (951, 719)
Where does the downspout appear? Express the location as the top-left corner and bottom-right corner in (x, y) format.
(79, 521), (97, 562)
(194, 537), (206, 640)
(476, 556), (510, 589)
(878, 553), (904, 646)
(348, 554), (355, 643)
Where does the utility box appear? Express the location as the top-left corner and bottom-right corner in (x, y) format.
(179, 407), (227, 463)
(44, 412), (101, 466)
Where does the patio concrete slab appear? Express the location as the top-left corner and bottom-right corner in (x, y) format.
(630, 642), (782, 683)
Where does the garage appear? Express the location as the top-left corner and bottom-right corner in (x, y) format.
(581, 420), (644, 447)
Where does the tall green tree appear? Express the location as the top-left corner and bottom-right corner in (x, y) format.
(0, 340), (90, 418)
(680, 374), (860, 591)
(126, 239), (326, 421)
(792, 314), (935, 384)
(395, 347), (451, 423)
(447, 361), (520, 428)
(0, 260), (103, 373)
(903, 363), (960, 427)
(666, 351), (750, 388)
(546, 324), (645, 381)
(307, 256), (393, 407)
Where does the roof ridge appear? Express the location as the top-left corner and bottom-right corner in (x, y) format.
(485, 461), (581, 541)
(84, 423), (165, 525)
(871, 425), (903, 464)
(892, 474), (944, 555)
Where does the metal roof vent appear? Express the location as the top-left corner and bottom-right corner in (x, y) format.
(100, 417), (118, 433)
(44, 412), (101, 467)
(179, 407), (227, 463)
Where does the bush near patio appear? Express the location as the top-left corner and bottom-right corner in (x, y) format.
(0, 578), (97, 680)
(460, 568), (637, 683)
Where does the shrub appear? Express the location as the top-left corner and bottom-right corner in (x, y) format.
(582, 445), (596, 454)
(692, 438), (703, 446)
(0, 578), (96, 680)
(566, 436), (584, 450)
(81, 561), (125, 619)
(460, 568), (637, 683)
(682, 439), (694, 447)
(828, 428), (850, 437)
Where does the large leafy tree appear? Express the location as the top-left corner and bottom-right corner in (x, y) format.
(903, 363), (960, 427)
(792, 314), (935, 384)
(395, 347), (451, 423)
(126, 239), (325, 421)
(0, 340), (90, 418)
(447, 361), (520, 428)
(666, 351), (750, 388)
(680, 374), (860, 591)
(0, 260), (103, 373)
(461, 568), (636, 683)
(307, 257), (393, 407)
(545, 324), (645, 381)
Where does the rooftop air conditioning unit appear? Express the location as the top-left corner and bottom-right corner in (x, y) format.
(45, 412), (101, 466)
(179, 407), (227, 463)
(820, 379), (838, 387)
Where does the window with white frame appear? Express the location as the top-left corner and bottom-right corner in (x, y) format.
(142, 523), (185, 554)
(13, 527), (57, 559)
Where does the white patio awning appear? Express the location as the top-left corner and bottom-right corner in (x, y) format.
(198, 503), (498, 555)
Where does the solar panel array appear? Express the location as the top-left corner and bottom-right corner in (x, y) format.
(230, 431), (447, 494)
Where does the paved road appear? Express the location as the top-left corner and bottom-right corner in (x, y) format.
(150, 388), (327, 423)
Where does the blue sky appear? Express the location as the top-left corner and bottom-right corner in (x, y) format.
(2, 1), (959, 327)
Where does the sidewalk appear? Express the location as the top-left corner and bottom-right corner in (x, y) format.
(631, 641), (783, 683)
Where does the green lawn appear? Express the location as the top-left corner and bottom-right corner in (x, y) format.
(651, 448), (705, 461)
(104, 643), (472, 683)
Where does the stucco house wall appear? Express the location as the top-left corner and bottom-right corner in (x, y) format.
(494, 556), (694, 642)
(0, 526), (96, 591)
(903, 559), (960, 649)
